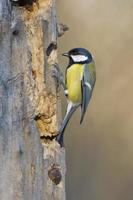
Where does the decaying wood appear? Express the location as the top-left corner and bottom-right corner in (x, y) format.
(0, 0), (66, 199)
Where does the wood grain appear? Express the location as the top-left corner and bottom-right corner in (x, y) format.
(0, 0), (65, 199)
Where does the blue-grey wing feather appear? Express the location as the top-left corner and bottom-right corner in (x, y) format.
(80, 63), (95, 123)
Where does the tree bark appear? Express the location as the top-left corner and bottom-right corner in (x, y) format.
(0, 0), (66, 199)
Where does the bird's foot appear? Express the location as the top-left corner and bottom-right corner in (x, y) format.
(52, 64), (65, 88)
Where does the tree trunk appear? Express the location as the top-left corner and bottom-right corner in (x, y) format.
(0, 0), (66, 199)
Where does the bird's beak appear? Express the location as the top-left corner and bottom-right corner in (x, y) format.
(62, 53), (69, 57)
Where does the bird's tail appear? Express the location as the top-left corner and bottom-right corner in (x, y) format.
(56, 102), (79, 147)
(59, 102), (78, 134)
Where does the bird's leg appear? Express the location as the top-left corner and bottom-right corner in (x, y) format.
(52, 63), (67, 90)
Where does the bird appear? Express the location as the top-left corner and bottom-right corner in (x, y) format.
(54, 48), (96, 147)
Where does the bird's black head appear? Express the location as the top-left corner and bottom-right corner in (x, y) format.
(62, 48), (93, 64)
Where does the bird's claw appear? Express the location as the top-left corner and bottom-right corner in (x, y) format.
(52, 64), (64, 86)
(52, 64), (60, 80)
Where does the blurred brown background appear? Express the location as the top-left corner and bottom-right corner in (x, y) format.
(57, 1), (133, 200)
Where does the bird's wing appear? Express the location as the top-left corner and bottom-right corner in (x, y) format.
(80, 64), (94, 123)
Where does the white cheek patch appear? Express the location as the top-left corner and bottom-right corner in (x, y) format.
(71, 55), (88, 62)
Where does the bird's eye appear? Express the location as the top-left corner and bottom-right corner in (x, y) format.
(73, 51), (77, 55)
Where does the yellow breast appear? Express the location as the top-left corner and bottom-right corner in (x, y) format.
(66, 64), (84, 103)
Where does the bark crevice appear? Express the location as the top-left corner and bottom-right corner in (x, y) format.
(0, 1), (66, 199)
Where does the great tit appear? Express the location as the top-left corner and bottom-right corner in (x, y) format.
(54, 48), (96, 147)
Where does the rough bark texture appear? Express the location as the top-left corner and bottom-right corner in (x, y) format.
(0, 0), (66, 199)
